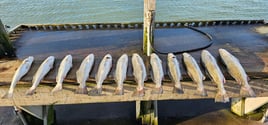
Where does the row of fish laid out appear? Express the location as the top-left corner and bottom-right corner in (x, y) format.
(1, 48), (255, 103)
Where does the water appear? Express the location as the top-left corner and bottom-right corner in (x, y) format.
(0, 0), (268, 29)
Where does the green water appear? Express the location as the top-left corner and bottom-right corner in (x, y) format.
(1, 0), (268, 29)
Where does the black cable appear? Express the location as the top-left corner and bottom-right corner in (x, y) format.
(150, 26), (213, 55)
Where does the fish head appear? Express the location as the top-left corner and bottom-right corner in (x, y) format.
(27, 56), (34, 62)
(24, 56), (34, 63)
(201, 50), (213, 59)
(104, 54), (112, 61)
(120, 54), (128, 59)
(150, 53), (158, 60)
(88, 54), (95, 60)
(167, 53), (176, 60)
(201, 50), (210, 56)
(65, 55), (73, 63)
(219, 48), (230, 58)
(132, 53), (140, 60)
(182, 52), (192, 59)
(46, 56), (55, 64)
(150, 53), (161, 64)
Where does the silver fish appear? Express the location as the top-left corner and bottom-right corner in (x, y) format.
(90, 54), (112, 96)
(201, 50), (229, 103)
(2, 56), (34, 98)
(167, 53), (183, 94)
(51, 55), (72, 94)
(75, 54), (94, 94)
(132, 53), (147, 97)
(182, 53), (207, 96)
(26, 56), (55, 95)
(114, 54), (128, 95)
(219, 48), (255, 97)
(150, 53), (164, 94)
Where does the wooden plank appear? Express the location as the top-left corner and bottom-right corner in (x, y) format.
(0, 79), (267, 106)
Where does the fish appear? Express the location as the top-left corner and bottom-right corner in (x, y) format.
(219, 48), (255, 97)
(90, 54), (112, 96)
(132, 53), (147, 97)
(167, 53), (183, 94)
(51, 55), (73, 94)
(201, 50), (229, 103)
(182, 53), (207, 96)
(2, 56), (34, 98)
(114, 54), (128, 95)
(75, 54), (94, 94)
(26, 56), (55, 95)
(150, 53), (164, 94)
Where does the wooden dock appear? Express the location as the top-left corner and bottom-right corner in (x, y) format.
(0, 20), (268, 106)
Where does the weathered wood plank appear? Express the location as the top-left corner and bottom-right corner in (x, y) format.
(0, 79), (267, 106)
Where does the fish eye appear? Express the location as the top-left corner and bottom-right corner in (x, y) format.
(106, 56), (111, 59)
(172, 56), (176, 58)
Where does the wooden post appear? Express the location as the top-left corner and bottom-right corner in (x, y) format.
(143, 0), (155, 56)
(137, 1), (158, 125)
(0, 19), (15, 57)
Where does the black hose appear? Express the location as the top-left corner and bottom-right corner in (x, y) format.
(150, 26), (213, 55)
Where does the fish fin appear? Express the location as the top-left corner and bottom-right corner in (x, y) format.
(51, 84), (63, 95)
(1, 92), (13, 99)
(151, 86), (163, 94)
(215, 92), (229, 103)
(25, 88), (35, 95)
(195, 88), (207, 97)
(89, 87), (102, 96)
(240, 86), (256, 97)
(75, 87), (88, 94)
(132, 88), (145, 97)
(173, 87), (184, 94)
(247, 76), (250, 81)
(114, 87), (124, 95)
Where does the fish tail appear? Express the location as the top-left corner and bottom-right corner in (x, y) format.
(51, 84), (63, 95)
(215, 91), (229, 103)
(114, 87), (124, 95)
(75, 87), (88, 94)
(173, 86), (184, 94)
(151, 86), (163, 94)
(132, 88), (145, 97)
(25, 88), (35, 95)
(89, 87), (102, 96)
(240, 86), (256, 97)
(1, 92), (13, 99)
